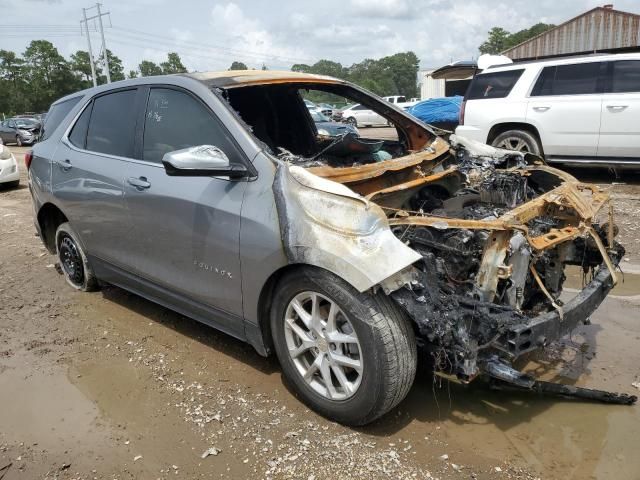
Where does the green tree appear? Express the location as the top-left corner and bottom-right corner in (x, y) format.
(70, 50), (99, 86)
(479, 27), (511, 54)
(23, 40), (78, 111)
(229, 61), (248, 70)
(106, 49), (125, 81)
(0, 50), (27, 115)
(479, 23), (555, 54)
(160, 52), (187, 74)
(379, 52), (419, 98)
(127, 69), (138, 79)
(291, 63), (311, 73)
(506, 23), (555, 49)
(139, 60), (163, 77)
(290, 52), (419, 98)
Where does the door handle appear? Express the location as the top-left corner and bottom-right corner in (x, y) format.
(606, 105), (628, 110)
(532, 106), (550, 112)
(57, 159), (72, 171)
(127, 176), (151, 190)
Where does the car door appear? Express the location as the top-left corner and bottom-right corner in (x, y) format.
(52, 89), (140, 269)
(527, 62), (606, 158)
(598, 59), (640, 158)
(124, 86), (247, 333)
(5, 120), (17, 143)
(0, 121), (9, 143)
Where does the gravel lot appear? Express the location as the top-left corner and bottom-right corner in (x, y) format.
(1, 145), (639, 480)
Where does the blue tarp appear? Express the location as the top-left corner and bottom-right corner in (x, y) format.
(407, 96), (463, 124)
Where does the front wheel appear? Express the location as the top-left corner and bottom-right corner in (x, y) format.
(270, 267), (417, 425)
(16, 136), (22, 147)
(55, 222), (99, 292)
(345, 116), (357, 127)
(491, 129), (542, 156)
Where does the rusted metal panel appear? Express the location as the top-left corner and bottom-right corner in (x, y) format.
(503, 6), (640, 60)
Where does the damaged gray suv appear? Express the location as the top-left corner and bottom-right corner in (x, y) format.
(28, 71), (634, 426)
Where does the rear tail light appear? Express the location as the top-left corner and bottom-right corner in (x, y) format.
(459, 100), (466, 125)
(24, 150), (33, 169)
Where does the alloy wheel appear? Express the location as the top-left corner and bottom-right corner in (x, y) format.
(284, 291), (363, 400)
(495, 136), (531, 152)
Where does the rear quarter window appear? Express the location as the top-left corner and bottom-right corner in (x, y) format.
(466, 69), (524, 100)
(40, 96), (82, 141)
(611, 60), (640, 93)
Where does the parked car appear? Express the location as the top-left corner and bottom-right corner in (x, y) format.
(0, 117), (41, 146)
(456, 53), (640, 168)
(0, 141), (20, 188)
(384, 95), (418, 110)
(28, 71), (630, 425)
(311, 110), (358, 137)
(341, 103), (388, 127)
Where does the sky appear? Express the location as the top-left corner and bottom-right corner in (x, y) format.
(2, 0), (639, 73)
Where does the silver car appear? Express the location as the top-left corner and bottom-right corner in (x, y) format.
(27, 71), (632, 425)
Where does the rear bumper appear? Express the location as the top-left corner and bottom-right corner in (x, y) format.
(499, 253), (621, 358)
(0, 156), (20, 183)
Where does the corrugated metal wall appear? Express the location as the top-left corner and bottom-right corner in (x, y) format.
(504, 7), (640, 60)
(419, 71), (445, 99)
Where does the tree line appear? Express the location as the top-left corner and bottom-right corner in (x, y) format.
(479, 23), (555, 55)
(0, 40), (188, 116)
(1, 39), (421, 117)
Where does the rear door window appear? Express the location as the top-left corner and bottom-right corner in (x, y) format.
(86, 89), (137, 158)
(610, 60), (640, 93)
(531, 62), (605, 96)
(142, 87), (240, 164)
(40, 96), (82, 141)
(467, 69), (523, 100)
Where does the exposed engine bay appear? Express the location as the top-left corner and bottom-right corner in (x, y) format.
(217, 77), (635, 404)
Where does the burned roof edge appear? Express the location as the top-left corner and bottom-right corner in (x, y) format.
(184, 70), (345, 89)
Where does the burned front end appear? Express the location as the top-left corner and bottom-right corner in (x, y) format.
(293, 134), (629, 400)
(385, 137), (623, 383)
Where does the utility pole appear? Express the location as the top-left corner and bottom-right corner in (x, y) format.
(81, 8), (97, 87)
(80, 3), (112, 85)
(96, 3), (111, 83)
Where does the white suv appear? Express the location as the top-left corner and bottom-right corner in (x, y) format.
(456, 53), (640, 168)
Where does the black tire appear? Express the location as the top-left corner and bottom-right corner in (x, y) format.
(345, 116), (358, 127)
(491, 129), (542, 156)
(270, 267), (417, 425)
(55, 222), (99, 292)
(16, 136), (22, 147)
(0, 180), (19, 189)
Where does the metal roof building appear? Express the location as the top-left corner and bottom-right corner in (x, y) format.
(503, 4), (640, 61)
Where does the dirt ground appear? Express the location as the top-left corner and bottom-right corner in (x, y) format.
(1, 145), (639, 480)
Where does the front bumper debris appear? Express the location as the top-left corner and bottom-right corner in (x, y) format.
(484, 356), (637, 405)
(500, 254), (619, 358)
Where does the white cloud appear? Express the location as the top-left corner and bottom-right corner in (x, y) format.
(2, 0), (640, 73)
(350, 0), (414, 19)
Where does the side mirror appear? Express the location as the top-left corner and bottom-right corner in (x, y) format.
(162, 145), (248, 179)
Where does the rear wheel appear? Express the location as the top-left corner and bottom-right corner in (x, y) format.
(270, 267), (417, 425)
(55, 222), (99, 292)
(491, 129), (541, 156)
(15, 136), (22, 147)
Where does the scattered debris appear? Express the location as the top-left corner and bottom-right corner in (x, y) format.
(201, 447), (221, 459)
(133, 455), (142, 462)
